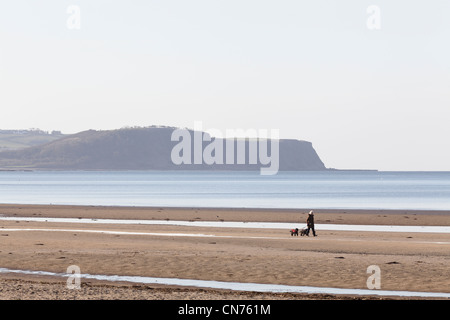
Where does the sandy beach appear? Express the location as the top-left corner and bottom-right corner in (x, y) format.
(0, 204), (449, 300)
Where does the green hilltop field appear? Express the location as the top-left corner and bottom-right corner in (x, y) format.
(0, 129), (65, 152)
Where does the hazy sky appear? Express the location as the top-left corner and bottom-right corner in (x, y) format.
(1, 1), (449, 171)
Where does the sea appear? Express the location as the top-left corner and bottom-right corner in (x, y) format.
(0, 170), (450, 211)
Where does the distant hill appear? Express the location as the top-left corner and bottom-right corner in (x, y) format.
(0, 129), (65, 152)
(0, 127), (326, 171)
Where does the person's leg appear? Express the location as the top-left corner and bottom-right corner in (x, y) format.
(312, 227), (316, 236)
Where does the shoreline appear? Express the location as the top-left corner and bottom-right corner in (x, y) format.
(2, 203), (450, 214)
(1, 203), (449, 300)
(2, 267), (449, 300)
(1, 203), (449, 226)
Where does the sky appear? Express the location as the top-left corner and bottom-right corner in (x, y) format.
(0, 0), (449, 171)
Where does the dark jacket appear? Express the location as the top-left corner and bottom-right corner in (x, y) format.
(307, 215), (314, 227)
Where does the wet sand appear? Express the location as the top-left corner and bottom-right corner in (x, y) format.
(0, 204), (449, 300)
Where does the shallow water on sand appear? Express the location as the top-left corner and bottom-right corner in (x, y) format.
(1, 216), (450, 233)
(0, 267), (449, 298)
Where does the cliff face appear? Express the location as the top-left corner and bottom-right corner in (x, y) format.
(0, 127), (326, 171)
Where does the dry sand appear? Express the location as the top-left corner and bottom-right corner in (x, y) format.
(0, 204), (449, 300)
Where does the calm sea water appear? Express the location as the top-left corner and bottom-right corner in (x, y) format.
(0, 171), (450, 211)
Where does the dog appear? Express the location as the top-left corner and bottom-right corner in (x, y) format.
(290, 228), (299, 236)
(299, 228), (308, 236)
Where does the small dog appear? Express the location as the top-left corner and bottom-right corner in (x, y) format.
(299, 228), (308, 236)
(290, 228), (299, 236)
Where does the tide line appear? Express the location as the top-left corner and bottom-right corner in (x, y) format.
(0, 267), (449, 299)
(2, 228), (450, 245)
(1, 216), (450, 234)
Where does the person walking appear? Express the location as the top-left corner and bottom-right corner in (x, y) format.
(306, 210), (316, 237)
